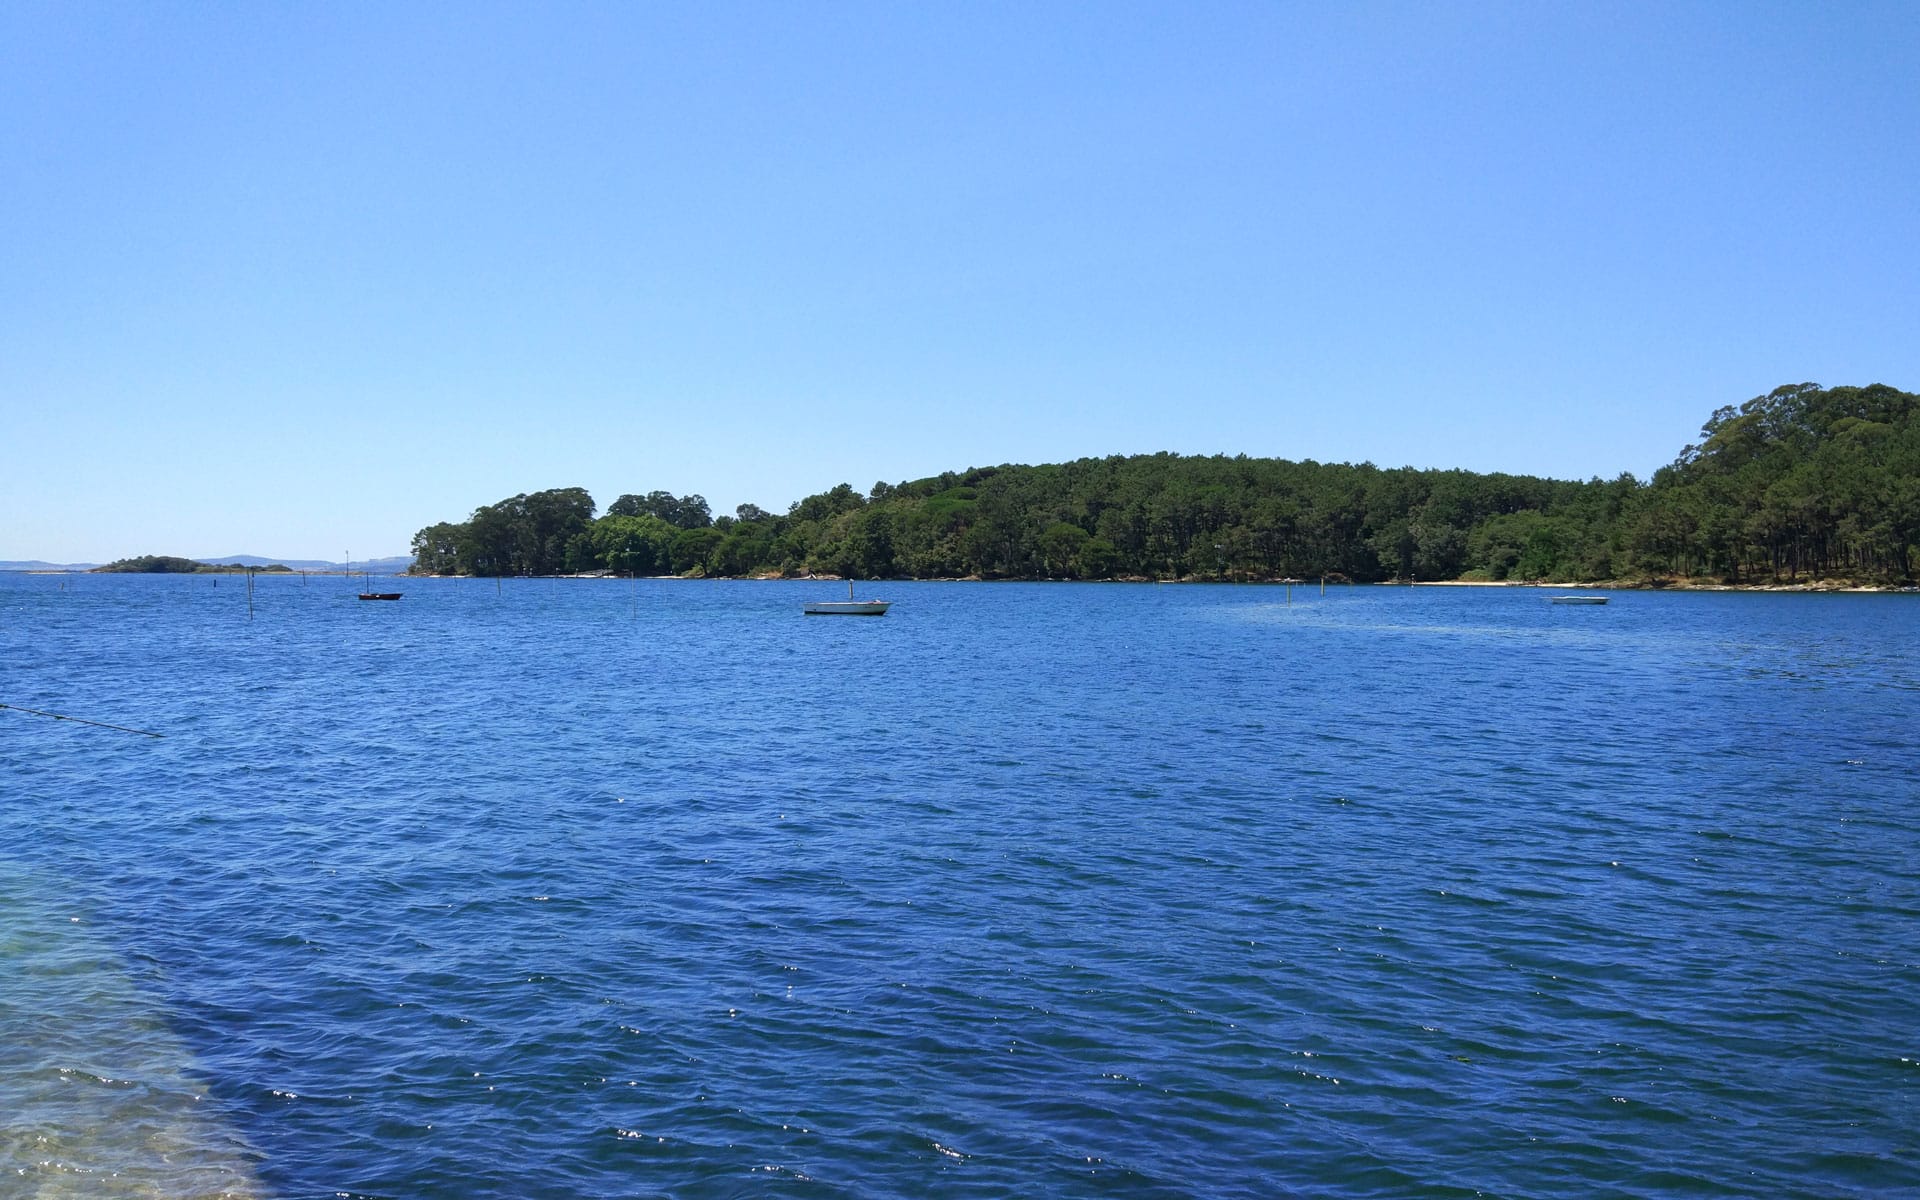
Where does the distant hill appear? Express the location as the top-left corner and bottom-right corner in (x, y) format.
(94, 556), (278, 574)
(195, 554), (327, 569)
(197, 554), (414, 572)
(4, 554), (413, 573)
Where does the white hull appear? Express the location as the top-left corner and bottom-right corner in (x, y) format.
(803, 600), (890, 616)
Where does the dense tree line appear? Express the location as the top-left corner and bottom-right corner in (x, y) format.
(408, 384), (1918, 584)
(1627, 383), (1919, 582)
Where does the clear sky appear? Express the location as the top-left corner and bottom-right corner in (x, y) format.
(5, 1), (1917, 562)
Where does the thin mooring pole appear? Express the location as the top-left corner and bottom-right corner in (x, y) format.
(1, 703), (163, 738)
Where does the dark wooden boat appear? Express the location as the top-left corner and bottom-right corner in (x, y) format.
(346, 554), (401, 600)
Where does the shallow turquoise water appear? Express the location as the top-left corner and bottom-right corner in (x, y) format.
(3, 575), (1917, 1197)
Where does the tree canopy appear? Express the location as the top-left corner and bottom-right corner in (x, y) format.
(407, 384), (1919, 585)
(1627, 383), (1919, 581)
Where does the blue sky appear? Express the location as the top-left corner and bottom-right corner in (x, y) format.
(5, 1), (1916, 562)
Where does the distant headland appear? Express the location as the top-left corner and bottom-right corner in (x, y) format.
(406, 383), (1919, 589)
(0, 554), (416, 574)
(92, 556), (295, 574)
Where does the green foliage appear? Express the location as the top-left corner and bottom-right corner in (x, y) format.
(789, 483), (865, 523)
(1628, 383), (1919, 581)
(669, 527), (725, 574)
(109, 555), (208, 573)
(409, 523), (467, 575)
(569, 514), (678, 575)
(93, 556), (289, 573)
(405, 384), (1919, 584)
(409, 487), (594, 576)
(607, 491), (711, 529)
(1038, 521), (1091, 577)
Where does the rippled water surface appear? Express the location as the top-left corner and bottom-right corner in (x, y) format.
(3, 575), (1917, 1198)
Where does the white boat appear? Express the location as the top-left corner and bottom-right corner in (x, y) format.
(803, 600), (891, 615)
(1549, 595), (1608, 605)
(804, 580), (890, 616)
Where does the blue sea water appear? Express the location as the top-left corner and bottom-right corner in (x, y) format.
(2, 573), (1917, 1198)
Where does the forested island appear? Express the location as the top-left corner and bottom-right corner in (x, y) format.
(409, 383), (1920, 586)
(93, 557), (294, 574)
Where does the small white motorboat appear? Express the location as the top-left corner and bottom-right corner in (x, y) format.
(804, 580), (890, 616)
(803, 600), (891, 615)
(1549, 595), (1609, 605)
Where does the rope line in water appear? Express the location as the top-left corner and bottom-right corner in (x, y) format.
(0, 703), (164, 738)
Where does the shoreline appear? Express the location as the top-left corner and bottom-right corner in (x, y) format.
(29, 568), (1903, 592)
(1410, 578), (1911, 594)
(389, 572), (1918, 593)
